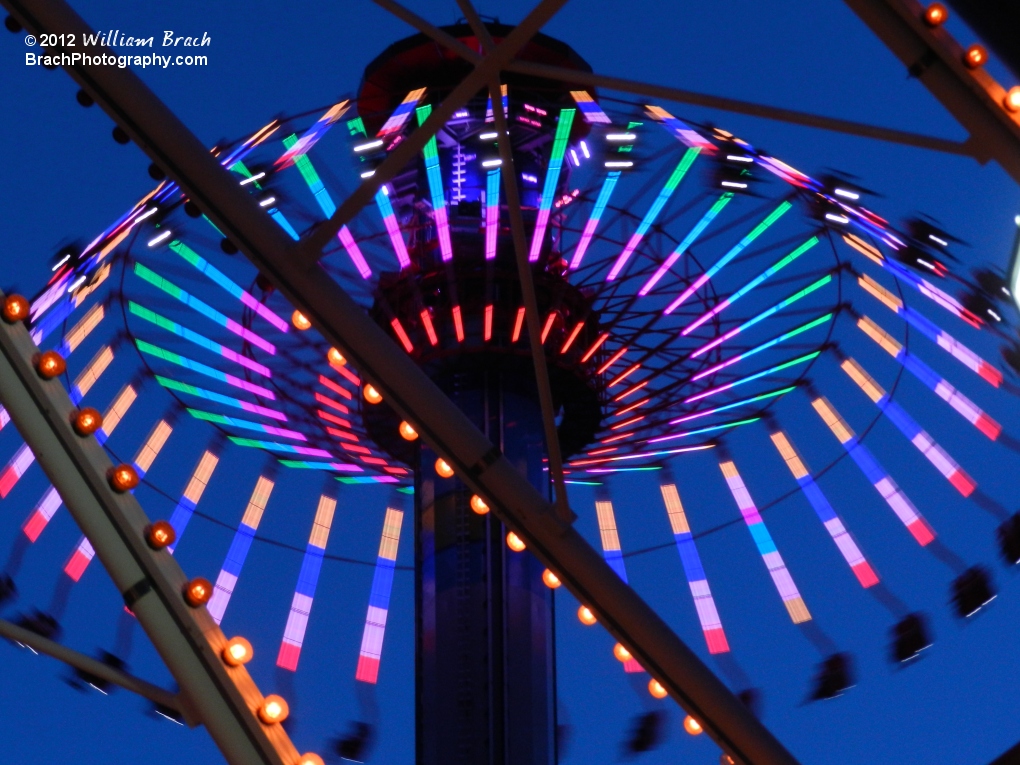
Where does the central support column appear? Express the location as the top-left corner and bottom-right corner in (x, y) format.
(416, 370), (555, 765)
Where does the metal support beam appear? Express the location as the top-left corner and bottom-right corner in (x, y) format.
(372, 0), (977, 158)
(4, 0), (800, 762)
(0, 297), (300, 765)
(0, 618), (185, 717)
(841, 0), (1020, 183)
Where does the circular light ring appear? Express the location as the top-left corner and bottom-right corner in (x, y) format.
(963, 44), (987, 68)
(109, 464), (140, 492)
(145, 520), (176, 550)
(72, 407), (103, 436)
(2, 294), (29, 323)
(258, 694), (290, 724)
(35, 350), (66, 379)
(648, 679), (668, 699)
(922, 2), (947, 26)
(222, 636), (254, 666)
(183, 577), (213, 607)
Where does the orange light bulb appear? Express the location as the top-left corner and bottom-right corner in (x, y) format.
(109, 464), (140, 492)
(363, 384), (383, 404)
(613, 643), (632, 663)
(183, 577), (213, 607)
(684, 715), (703, 735)
(258, 694), (289, 724)
(222, 636), (253, 666)
(964, 44), (987, 68)
(299, 755), (325, 765)
(398, 421), (418, 441)
(577, 605), (597, 626)
(327, 347), (346, 366)
(648, 679), (668, 699)
(145, 520), (176, 550)
(1005, 86), (1020, 112)
(542, 569), (562, 589)
(922, 2), (947, 26)
(291, 310), (312, 330)
(434, 457), (454, 478)
(36, 350), (66, 379)
(506, 531), (526, 552)
(470, 495), (489, 515)
(2, 294), (29, 323)
(72, 407), (103, 436)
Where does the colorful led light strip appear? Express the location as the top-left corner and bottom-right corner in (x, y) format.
(595, 499), (628, 581)
(645, 105), (716, 151)
(769, 430), (878, 588)
(154, 375), (286, 421)
(683, 237), (820, 336)
(277, 493), (337, 670)
(54, 302), (105, 356)
(485, 168), (501, 260)
(691, 314), (832, 382)
(168, 240), (289, 333)
(857, 274), (1001, 386)
(132, 263), (276, 355)
(840, 358), (976, 496)
(375, 188), (411, 269)
(0, 444), (36, 499)
(607, 148), (700, 281)
(281, 133), (371, 279)
(669, 387), (795, 425)
(842, 234), (981, 327)
(569, 91), (612, 124)
(168, 449), (220, 552)
(719, 460), (811, 624)
(416, 105), (454, 263)
(228, 436), (332, 459)
(96, 383), (137, 445)
(69, 345), (115, 404)
(568, 443), (713, 468)
(278, 460), (363, 472)
(378, 88), (426, 136)
(639, 193), (734, 295)
(664, 201), (793, 315)
(356, 506), (404, 683)
(65, 418), (174, 581)
(688, 274), (832, 360)
(186, 410), (303, 441)
(22, 486), (62, 543)
(128, 302), (270, 377)
(570, 172), (621, 270)
(811, 396), (935, 545)
(136, 340), (274, 399)
(855, 316), (1001, 440)
(646, 417), (760, 445)
(684, 352), (820, 404)
(529, 108), (577, 262)
(660, 482), (729, 653)
(206, 475), (275, 624)
(275, 99), (350, 168)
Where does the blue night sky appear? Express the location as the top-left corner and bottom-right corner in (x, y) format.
(2, 1), (1020, 764)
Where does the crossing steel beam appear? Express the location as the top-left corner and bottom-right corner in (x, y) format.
(0, 295), (300, 765)
(3, 0), (802, 763)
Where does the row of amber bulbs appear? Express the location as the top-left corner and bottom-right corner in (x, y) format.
(5, 296), (326, 765)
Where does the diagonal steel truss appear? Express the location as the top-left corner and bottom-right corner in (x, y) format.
(4, 0), (1017, 763)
